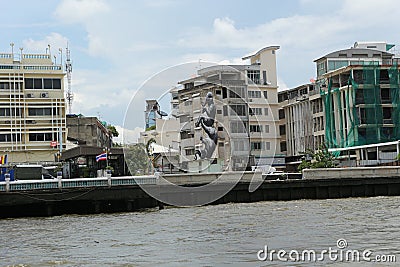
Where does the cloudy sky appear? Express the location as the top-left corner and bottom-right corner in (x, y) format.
(2, 0), (400, 143)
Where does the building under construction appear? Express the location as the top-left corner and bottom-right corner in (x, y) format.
(315, 41), (400, 166)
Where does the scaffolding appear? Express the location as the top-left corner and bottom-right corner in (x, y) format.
(322, 63), (400, 149)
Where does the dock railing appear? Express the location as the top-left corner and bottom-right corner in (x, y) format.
(0, 175), (157, 192)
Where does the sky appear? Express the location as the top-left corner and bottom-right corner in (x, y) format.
(2, 0), (400, 143)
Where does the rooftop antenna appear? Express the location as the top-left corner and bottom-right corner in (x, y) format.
(65, 44), (73, 114)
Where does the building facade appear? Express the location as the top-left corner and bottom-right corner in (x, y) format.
(66, 115), (112, 149)
(280, 41), (400, 169)
(315, 42), (400, 166)
(139, 100), (180, 173)
(0, 49), (66, 163)
(176, 46), (285, 172)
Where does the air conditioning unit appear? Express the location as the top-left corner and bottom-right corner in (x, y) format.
(26, 93), (34, 98)
(40, 92), (49, 98)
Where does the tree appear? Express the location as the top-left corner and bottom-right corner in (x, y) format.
(298, 145), (336, 172)
(124, 143), (149, 175)
(107, 125), (119, 137)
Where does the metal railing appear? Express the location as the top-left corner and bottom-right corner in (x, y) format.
(0, 176), (157, 192)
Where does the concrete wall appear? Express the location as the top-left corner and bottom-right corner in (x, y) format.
(160, 171), (263, 185)
(303, 166), (400, 179)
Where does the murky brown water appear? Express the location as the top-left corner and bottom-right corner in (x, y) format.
(1, 196), (399, 266)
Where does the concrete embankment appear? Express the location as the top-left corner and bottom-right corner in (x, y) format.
(0, 167), (399, 218)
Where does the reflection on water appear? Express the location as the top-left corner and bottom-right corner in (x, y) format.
(1, 196), (399, 266)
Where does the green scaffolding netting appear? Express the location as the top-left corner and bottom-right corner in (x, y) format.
(322, 63), (400, 149)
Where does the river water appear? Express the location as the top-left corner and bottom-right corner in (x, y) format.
(1, 196), (399, 266)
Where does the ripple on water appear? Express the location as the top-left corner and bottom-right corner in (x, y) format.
(1, 196), (400, 266)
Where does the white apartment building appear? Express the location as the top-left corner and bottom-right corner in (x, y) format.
(0, 49), (66, 163)
(176, 46), (285, 172)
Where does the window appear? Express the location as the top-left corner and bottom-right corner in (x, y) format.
(223, 106), (228, 116)
(247, 70), (260, 84)
(279, 109), (285, 119)
(233, 140), (247, 151)
(265, 124), (270, 133)
(264, 108), (269, 116)
(228, 86), (245, 98)
(28, 108), (52, 116)
(0, 133), (20, 142)
(248, 90), (261, 98)
(185, 149), (195, 156)
(263, 91), (268, 99)
(250, 108), (262, 116)
(279, 125), (286, 135)
(0, 108), (20, 116)
(263, 142), (271, 150)
(0, 82), (9, 90)
(250, 125), (262, 133)
(217, 109), (222, 115)
(328, 60), (348, 71)
(29, 133), (52, 141)
(280, 141), (287, 152)
(180, 131), (193, 139)
(251, 142), (261, 150)
(230, 121), (247, 133)
(25, 78), (33, 89)
(262, 71), (267, 85)
(218, 126), (224, 131)
(381, 88), (391, 103)
(317, 61), (326, 77)
(25, 78), (61, 89)
(44, 79), (52, 89)
(230, 104), (247, 116)
(382, 107), (392, 124)
(34, 79), (42, 89)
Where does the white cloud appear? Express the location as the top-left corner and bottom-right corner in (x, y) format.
(23, 32), (69, 54)
(54, 0), (110, 24)
(49, 0), (400, 130)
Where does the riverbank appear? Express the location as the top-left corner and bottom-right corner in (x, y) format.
(0, 167), (400, 218)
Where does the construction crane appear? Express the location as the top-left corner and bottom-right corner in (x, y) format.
(65, 45), (73, 114)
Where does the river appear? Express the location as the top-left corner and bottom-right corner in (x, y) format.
(1, 196), (399, 266)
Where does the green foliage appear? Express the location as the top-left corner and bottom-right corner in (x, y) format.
(146, 125), (156, 131)
(107, 125), (119, 137)
(298, 145), (337, 172)
(124, 143), (148, 175)
(145, 138), (156, 156)
(397, 153), (400, 161)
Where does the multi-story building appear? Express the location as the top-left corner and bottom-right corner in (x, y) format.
(66, 115), (112, 148)
(176, 46), (285, 172)
(315, 41), (400, 166)
(138, 100), (180, 173)
(0, 49), (66, 163)
(278, 84), (319, 170)
(279, 41), (400, 169)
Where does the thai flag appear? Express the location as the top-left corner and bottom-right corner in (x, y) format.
(96, 153), (107, 162)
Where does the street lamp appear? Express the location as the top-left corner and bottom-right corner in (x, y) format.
(19, 47), (23, 61)
(10, 43), (14, 56)
(59, 48), (63, 66)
